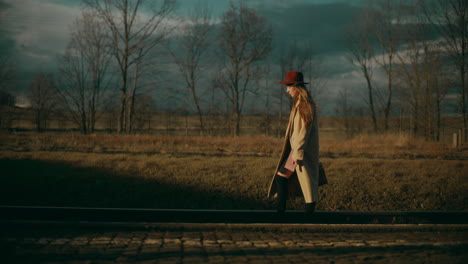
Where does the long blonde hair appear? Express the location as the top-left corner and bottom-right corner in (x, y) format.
(292, 84), (315, 126)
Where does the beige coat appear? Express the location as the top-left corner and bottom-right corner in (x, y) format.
(267, 99), (319, 203)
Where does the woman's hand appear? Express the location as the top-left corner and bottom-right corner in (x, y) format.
(293, 159), (304, 172)
(293, 159), (304, 166)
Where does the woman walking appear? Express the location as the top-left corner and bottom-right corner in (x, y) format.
(267, 71), (319, 215)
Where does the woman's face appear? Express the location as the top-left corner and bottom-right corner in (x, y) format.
(286, 85), (299, 98)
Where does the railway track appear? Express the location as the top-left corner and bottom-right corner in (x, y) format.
(1, 206), (467, 225)
(2, 206), (467, 263)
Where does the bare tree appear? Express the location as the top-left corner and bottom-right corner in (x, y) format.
(0, 90), (16, 129)
(0, 55), (14, 91)
(335, 87), (353, 138)
(395, 4), (449, 140)
(132, 94), (153, 131)
(305, 51), (327, 100)
(420, 0), (468, 138)
(0, 55), (15, 129)
(256, 65), (273, 136)
(206, 77), (229, 136)
(428, 49), (450, 141)
(58, 12), (113, 134)
(368, 0), (406, 131)
(29, 72), (57, 132)
(83, 0), (176, 133)
(169, 4), (213, 135)
(0, 90), (15, 106)
(126, 48), (143, 134)
(345, 7), (378, 133)
(214, 2), (272, 136)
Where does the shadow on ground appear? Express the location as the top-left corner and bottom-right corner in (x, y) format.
(0, 159), (268, 210)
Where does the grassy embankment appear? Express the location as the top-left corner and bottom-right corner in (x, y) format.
(0, 133), (466, 211)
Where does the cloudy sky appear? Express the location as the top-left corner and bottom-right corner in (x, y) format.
(0, 0), (407, 115)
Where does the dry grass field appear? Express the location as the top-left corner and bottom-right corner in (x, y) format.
(0, 132), (467, 211)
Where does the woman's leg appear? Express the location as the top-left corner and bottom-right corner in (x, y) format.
(305, 202), (316, 215)
(274, 174), (288, 214)
(275, 168), (293, 214)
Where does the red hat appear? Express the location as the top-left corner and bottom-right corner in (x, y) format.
(279, 71), (309, 85)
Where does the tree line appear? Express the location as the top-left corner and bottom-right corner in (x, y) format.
(345, 0), (467, 141)
(10, 0), (276, 136)
(0, 0), (466, 140)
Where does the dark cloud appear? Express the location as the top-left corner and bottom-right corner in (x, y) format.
(0, 0), (10, 9)
(0, 31), (15, 55)
(0, 0), (452, 115)
(257, 2), (361, 55)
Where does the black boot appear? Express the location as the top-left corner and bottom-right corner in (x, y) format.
(275, 175), (288, 215)
(305, 202), (316, 215)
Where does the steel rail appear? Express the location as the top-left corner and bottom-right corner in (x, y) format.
(1, 206), (467, 224)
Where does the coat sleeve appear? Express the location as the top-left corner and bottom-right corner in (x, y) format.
(291, 110), (310, 161)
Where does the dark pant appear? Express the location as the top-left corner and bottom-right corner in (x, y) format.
(275, 174), (288, 213)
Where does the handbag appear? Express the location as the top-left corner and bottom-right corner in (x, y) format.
(318, 162), (328, 186)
